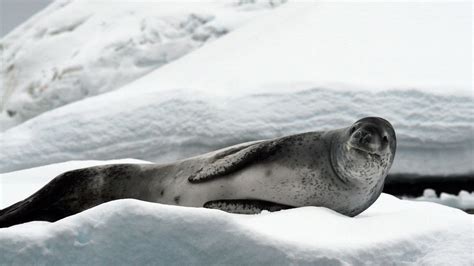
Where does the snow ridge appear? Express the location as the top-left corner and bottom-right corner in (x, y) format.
(0, 87), (472, 175)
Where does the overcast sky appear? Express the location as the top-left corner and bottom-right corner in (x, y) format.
(1, 0), (52, 37)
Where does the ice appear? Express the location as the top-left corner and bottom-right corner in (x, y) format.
(0, 160), (472, 265)
(406, 189), (474, 211)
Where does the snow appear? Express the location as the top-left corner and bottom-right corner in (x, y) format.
(0, 0), (284, 130)
(0, 1), (472, 176)
(135, 1), (472, 97)
(0, 161), (472, 265)
(406, 189), (474, 211)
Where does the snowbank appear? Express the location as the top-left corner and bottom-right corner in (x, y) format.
(0, 160), (472, 265)
(135, 1), (471, 96)
(406, 189), (474, 211)
(0, 88), (472, 176)
(0, 0), (284, 130)
(0, 1), (471, 176)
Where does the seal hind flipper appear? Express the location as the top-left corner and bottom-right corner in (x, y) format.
(0, 200), (25, 217)
(0, 199), (67, 228)
(203, 199), (292, 214)
(0, 164), (146, 228)
(0, 200), (30, 227)
(0, 168), (94, 228)
(188, 140), (283, 183)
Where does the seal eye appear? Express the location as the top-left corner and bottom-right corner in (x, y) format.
(382, 136), (388, 144)
(349, 126), (356, 134)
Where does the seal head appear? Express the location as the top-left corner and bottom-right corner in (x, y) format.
(331, 117), (397, 185)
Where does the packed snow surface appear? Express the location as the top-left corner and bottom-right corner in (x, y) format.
(0, 161), (472, 265)
(0, 1), (472, 176)
(0, 0), (284, 130)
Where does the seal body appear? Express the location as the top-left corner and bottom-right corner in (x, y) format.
(0, 117), (396, 228)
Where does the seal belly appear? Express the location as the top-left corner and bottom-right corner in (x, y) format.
(173, 162), (320, 209)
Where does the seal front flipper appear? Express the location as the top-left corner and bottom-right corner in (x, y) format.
(203, 199), (292, 214)
(188, 140), (283, 183)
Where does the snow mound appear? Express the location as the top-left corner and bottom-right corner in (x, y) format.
(0, 159), (474, 265)
(406, 189), (474, 211)
(0, 161), (472, 265)
(0, 192), (472, 264)
(0, 0), (284, 130)
(0, 1), (471, 176)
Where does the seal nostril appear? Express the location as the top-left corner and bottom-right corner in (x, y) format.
(358, 132), (370, 144)
(358, 133), (371, 144)
(364, 135), (371, 143)
(354, 131), (361, 139)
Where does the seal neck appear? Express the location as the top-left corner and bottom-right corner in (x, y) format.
(329, 130), (352, 185)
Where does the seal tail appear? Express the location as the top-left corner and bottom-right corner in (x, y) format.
(0, 173), (83, 228)
(0, 200), (41, 228)
(0, 164), (145, 228)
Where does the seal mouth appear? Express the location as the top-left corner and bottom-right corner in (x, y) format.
(348, 144), (382, 160)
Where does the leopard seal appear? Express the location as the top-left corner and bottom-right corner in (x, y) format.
(0, 117), (396, 228)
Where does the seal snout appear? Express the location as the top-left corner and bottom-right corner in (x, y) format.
(355, 130), (372, 145)
(348, 117), (393, 156)
(350, 126), (383, 155)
